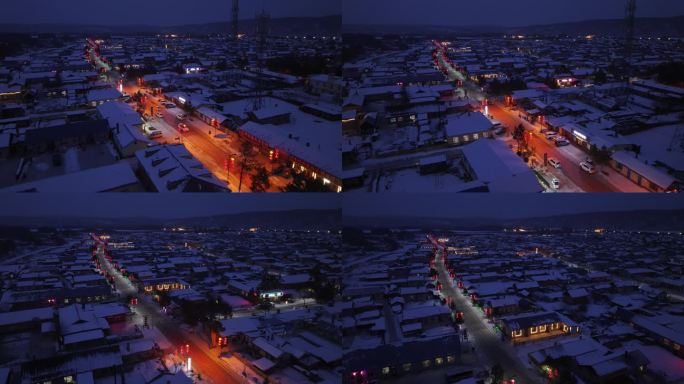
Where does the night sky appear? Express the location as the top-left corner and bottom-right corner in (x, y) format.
(343, 194), (684, 219)
(343, 0), (684, 27)
(0, 194), (340, 219)
(1, 0), (341, 26)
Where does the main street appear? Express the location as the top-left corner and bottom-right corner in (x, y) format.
(431, 41), (647, 193)
(488, 103), (646, 192)
(126, 83), (292, 192)
(94, 240), (253, 384)
(430, 237), (541, 384)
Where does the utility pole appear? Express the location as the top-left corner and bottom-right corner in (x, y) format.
(231, 0), (239, 42)
(238, 157), (246, 192)
(252, 9), (270, 111)
(624, 0), (636, 83)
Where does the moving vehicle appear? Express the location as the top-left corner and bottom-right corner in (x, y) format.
(176, 113), (186, 120)
(148, 130), (163, 139)
(545, 131), (558, 140)
(177, 123), (189, 133)
(580, 161), (597, 174)
(551, 178), (560, 189)
(548, 158), (561, 168)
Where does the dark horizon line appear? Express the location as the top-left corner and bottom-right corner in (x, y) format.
(0, 207), (339, 221)
(0, 14), (342, 28)
(341, 13), (684, 30)
(343, 207), (683, 222)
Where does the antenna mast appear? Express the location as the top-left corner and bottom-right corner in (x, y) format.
(232, 0), (239, 42)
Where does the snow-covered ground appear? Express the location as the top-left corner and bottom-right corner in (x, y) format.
(377, 168), (467, 192)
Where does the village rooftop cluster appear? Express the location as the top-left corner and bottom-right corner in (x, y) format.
(342, 34), (684, 193)
(0, 227), (342, 384)
(339, 227), (684, 383)
(0, 29), (342, 192)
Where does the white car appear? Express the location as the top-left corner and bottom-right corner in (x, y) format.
(176, 113), (186, 120)
(580, 161), (597, 174)
(554, 137), (570, 147)
(545, 131), (558, 140)
(548, 158), (561, 168)
(551, 178), (560, 189)
(148, 130), (163, 139)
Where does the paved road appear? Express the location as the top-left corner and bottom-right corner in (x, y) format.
(489, 104), (619, 192)
(94, 242), (249, 384)
(432, 243), (541, 384)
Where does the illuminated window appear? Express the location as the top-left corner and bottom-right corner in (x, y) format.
(422, 359), (431, 368)
(337, 186), (342, 193)
(447, 355), (456, 363)
(563, 325), (569, 332)
(435, 357), (444, 365)
(530, 326), (538, 334)
(311, 172), (317, 180)
(473, 133), (479, 140)
(322, 178), (331, 185)
(539, 325), (547, 332)
(512, 329), (523, 337)
(403, 363), (412, 372)
(673, 343), (680, 351)
(453, 137), (459, 144)
(382, 367), (390, 375)
(64, 376), (75, 383)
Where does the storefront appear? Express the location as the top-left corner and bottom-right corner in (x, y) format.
(571, 128), (592, 150)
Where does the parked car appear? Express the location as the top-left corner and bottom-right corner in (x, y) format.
(148, 130), (163, 138)
(177, 123), (189, 132)
(551, 178), (560, 189)
(555, 138), (570, 147)
(548, 158), (561, 168)
(580, 161), (597, 174)
(176, 113), (186, 120)
(545, 131), (558, 140)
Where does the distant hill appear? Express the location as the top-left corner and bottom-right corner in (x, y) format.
(509, 16), (684, 37)
(343, 15), (684, 37)
(0, 15), (341, 36)
(0, 209), (341, 230)
(344, 209), (684, 231)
